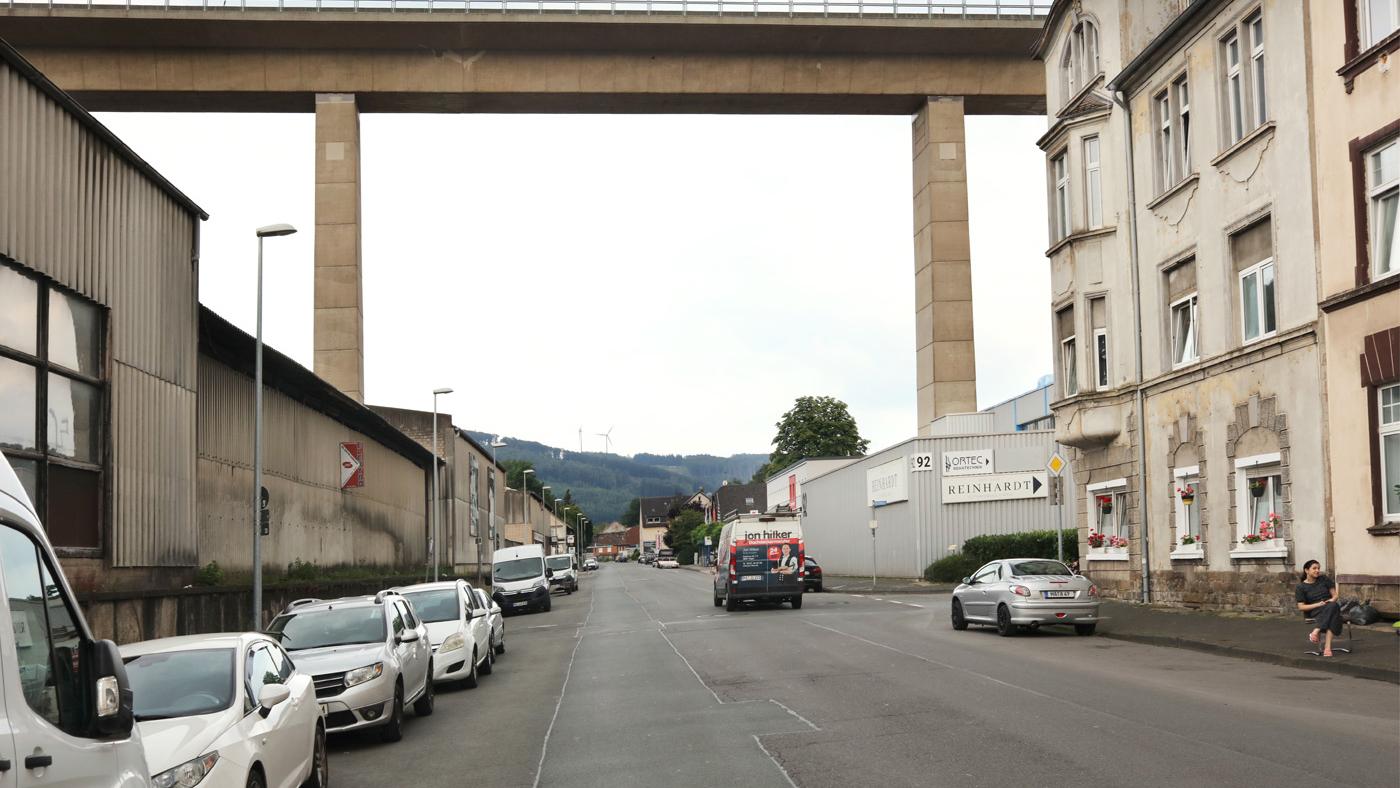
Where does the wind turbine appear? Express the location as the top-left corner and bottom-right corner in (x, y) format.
(596, 426), (615, 454)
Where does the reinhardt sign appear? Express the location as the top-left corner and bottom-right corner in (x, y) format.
(942, 450), (994, 477)
(942, 472), (1047, 504)
(866, 457), (909, 505)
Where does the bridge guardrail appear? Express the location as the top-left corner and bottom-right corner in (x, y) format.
(3, 0), (1051, 20)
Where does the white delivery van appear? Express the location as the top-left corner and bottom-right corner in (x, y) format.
(491, 544), (552, 614)
(0, 452), (150, 786)
(712, 512), (804, 611)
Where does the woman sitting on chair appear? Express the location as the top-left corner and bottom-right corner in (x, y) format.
(1296, 559), (1341, 657)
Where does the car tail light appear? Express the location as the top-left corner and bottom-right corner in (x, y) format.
(1088, 584), (1099, 597)
(1011, 585), (1031, 597)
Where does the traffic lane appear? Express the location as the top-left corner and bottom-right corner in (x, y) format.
(536, 564), (808, 788)
(639, 569), (1397, 787)
(328, 578), (594, 788)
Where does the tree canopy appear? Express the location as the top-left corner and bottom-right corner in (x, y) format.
(760, 395), (870, 479)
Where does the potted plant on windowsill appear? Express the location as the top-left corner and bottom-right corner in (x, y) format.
(1179, 533), (1202, 547)
(1241, 513), (1280, 546)
(1177, 484), (1196, 506)
(1096, 494), (1114, 515)
(1248, 478), (1268, 498)
(1087, 530), (1106, 549)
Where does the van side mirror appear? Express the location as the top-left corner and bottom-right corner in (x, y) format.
(86, 639), (134, 739)
(545, 568), (554, 579)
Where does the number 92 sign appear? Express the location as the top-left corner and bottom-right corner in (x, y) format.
(910, 453), (935, 472)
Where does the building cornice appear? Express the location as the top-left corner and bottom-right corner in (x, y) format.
(1319, 274), (1400, 314)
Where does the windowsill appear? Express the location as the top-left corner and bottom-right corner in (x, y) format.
(1170, 545), (1205, 560)
(1229, 540), (1287, 559)
(1321, 269), (1400, 313)
(1210, 121), (1276, 170)
(1339, 28), (1400, 92)
(1085, 547), (1129, 562)
(1146, 172), (1200, 211)
(1366, 520), (1400, 536)
(1045, 225), (1118, 257)
(1241, 329), (1278, 348)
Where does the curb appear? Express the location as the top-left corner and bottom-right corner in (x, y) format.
(1096, 630), (1399, 684)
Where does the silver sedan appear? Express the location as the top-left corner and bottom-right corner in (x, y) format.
(950, 558), (1100, 637)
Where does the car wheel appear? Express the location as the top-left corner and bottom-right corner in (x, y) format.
(301, 723), (328, 788)
(543, 597), (552, 613)
(1075, 623), (1097, 636)
(414, 666), (435, 716)
(951, 599), (969, 631)
(713, 593), (723, 608)
(996, 604), (1016, 637)
(379, 684), (404, 743)
(247, 768), (267, 788)
(494, 634), (506, 656)
(480, 645), (494, 676)
(462, 649), (480, 689)
(724, 593), (738, 612)
(790, 595), (803, 610)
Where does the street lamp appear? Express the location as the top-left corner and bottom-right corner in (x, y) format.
(430, 387), (453, 582)
(251, 223), (297, 632)
(489, 438), (506, 554)
(521, 468), (535, 541)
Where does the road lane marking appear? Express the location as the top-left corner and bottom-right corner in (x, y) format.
(753, 735), (800, 788)
(531, 582), (596, 788)
(525, 624), (558, 629)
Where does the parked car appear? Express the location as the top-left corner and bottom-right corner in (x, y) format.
(546, 553), (579, 594)
(583, 556), (599, 571)
(656, 549), (679, 569)
(803, 556), (823, 592)
(266, 592), (434, 742)
(472, 587), (506, 656)
(493, 544), (552, 613)
(121, 632), (327, 788)
(0, 453), (148, 787)
(398, 580), (493, 688)
(615, 555), (628, 564)
(950, 559), (1100, 637)
(640, 554), (656, 565)
(714, 512), (804, 611)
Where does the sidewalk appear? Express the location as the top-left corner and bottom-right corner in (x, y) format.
(1097, 601), (1399, 683)
(822, 574), (954, 595)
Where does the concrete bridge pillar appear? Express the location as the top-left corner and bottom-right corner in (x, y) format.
(314, 93), (365, 402)
(912, 96), (976, 432)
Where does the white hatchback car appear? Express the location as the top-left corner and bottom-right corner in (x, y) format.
(398, 580), (493, 687)
(120, 632), (327, 788)
(472, 587), (506, 657)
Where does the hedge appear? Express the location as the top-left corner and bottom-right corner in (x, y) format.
(924, 529), (1078, 583)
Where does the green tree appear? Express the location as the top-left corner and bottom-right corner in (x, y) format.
(664, 509), (706, 564)
(619, 497), (641, 527)
(765, 395), (869, 473)
(503, 460), (545, 496)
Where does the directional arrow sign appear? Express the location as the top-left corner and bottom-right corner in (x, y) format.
(942, 472), (1050, 504)
(340, 442), (365, 489)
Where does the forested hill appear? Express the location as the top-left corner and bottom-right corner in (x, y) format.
(465, 432), (767, 524)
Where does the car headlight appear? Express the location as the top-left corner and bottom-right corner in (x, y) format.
(344, 662), (384, 688)
(533, 579), (549, 591)
(153, 752), (218, 788)
(440, 632), (465, 652)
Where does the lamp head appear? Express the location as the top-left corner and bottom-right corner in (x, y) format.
(522, 469), (535, 476)
(256, 223), (297, 238)
(490, 438), (507, 448)
(433, 387), (453, 395)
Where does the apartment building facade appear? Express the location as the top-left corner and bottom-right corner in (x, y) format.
(1035, 0), (1328, 609)
(1312, 0), (1400, 609)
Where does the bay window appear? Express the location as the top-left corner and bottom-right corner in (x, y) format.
(1057, 306), (1077, 397)
(1090, 296), (1108, 391)
(0, 262), (106, 551)
(1052, 152), (1070, 241)
(1084, 136), (1102, 229)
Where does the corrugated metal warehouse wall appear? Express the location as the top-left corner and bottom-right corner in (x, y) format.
(802, 433), (1077, 578)
(196, 356), (427, 571)
(1, 58), (200, 568)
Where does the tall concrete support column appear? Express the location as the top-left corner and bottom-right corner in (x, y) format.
(912, 96), (976, 433)
(314, 93), (365, 402)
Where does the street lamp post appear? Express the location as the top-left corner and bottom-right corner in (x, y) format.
(430, 387), (453, 582)
(521, 468), (535, 545)
(251, 223), (297, 632)
(489, 438), (506, 556)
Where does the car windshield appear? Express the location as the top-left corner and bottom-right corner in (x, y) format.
(267, 606), (386, 650)
(1009, 560), (1073, 577)
(401, 590), (460, 623)
(124, 648), (236, 721)
(494, 557), (544, 582)
(546, 556), (572, 571)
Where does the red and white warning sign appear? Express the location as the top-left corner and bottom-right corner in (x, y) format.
(340, 442), (365, 489)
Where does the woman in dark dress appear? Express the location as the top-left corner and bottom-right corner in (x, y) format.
(1296, 559), (1341, 656)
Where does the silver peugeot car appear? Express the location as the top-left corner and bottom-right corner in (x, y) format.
(950, 558), (1100, 637)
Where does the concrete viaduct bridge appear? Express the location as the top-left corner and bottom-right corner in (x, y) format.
(0, 0), (1049, 429)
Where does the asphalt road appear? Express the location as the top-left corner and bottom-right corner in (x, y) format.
(330, 564), (1400, 788)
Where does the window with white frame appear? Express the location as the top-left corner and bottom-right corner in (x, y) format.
(1381, 383), (1400, 521)
(1359, 0), (1400, 49)
(1057, 306), (1078, 397)
(1232, 218), (1276, 344)
(1090, 296), (1108, 391)
(1367, 137), (1398, 280)
(1171, 295), (1199, 367)
(1240, 464), (1282, 540)
(1173, 467), (1202, 548)
(1078, 20), (1101, 82)
(1221, 11), (1267, 147)
(1153, 74), (1191, 194)
(1088, 481), (1128, 546)
(1084, 136), (1103, 229)
(1061, 40), (1077, 100)
(1154, 90), (1175, 188)
(1176, 76), (1192, 172)
(1052, 152), (1070, 241)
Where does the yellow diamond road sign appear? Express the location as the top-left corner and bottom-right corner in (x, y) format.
(1047, 452), (1067, 477)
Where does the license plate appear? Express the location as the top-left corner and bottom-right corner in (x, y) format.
(513, 601), (529, 607)
(1043, 590), (1076, 599)
(740, 575), (762, 582)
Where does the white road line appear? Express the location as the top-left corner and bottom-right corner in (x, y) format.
(524, 624), (558, 629)
(905, 603), (924, 609)
(754, 734), (800, 788)
(768, 698), (820, 732)
(530, 584), (596, 788)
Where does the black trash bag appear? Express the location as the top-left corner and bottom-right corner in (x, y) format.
(1346, 600), (1381, 626)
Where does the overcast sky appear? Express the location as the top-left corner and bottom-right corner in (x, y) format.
(97, 112), (1049, 457)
